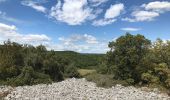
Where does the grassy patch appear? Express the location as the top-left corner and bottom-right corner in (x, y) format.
(77, 69), (96, 76)
(84, 73), (129, 88)
(84, 72), (170, 95)
(78, 69), (129, 88)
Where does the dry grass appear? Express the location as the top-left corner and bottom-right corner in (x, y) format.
(77, 69), (96, 76)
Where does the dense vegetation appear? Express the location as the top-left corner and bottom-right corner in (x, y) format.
(0, 33), (170, 92)
(55, 51), (104, 69)
(98, 33), (170, 91)
(0, 41), (74, 86)
(0, 40), (102, 86)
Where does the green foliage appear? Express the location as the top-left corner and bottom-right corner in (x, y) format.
(101, 33), (170, 91)
(165, 79), (170, 88)
(64, 63), (80, 78)
(7, 66), (52, 86)
(141, 72), (160, 84)
(0, 41), (23, 80)
(97, 62), (116, 74)
(96, 62), (108, 74)
(0, 41), (81, 86)
(55, 51), (104, 69)
(126, 78), (135, 85)
(85, 73), (129, 88)
(43, 53), (65, 81)
(107, 33), (151, 83)
(1, 33), (170, 93)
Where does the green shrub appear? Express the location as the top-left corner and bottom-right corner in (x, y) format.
(7, 66), (52, 86)
(85, 73), (129, 88)
(64, 63), (80, 78)
(126, 78), (135, 85)
(106, 33), (151, 82)
(31, 72), (52, 84)
(165, 79), (170, 88)
(97, 63), (108, 74)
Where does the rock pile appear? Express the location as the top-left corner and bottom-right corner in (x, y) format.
(2, 78), (170, 100)
(0, 86), (13, 98)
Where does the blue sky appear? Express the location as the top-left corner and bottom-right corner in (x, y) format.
(0, 0), (170, 53)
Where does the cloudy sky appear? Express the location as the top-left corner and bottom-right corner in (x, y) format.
(0, 0), (170, 53)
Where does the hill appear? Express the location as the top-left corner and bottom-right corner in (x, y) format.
(54, 51), (105, 69)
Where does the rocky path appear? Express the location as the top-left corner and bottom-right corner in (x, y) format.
(1, 78), (170, 100)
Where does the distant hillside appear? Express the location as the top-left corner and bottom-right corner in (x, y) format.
(54, 51), (105, 69)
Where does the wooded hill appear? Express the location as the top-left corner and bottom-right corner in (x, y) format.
(54, 51), (104, 68)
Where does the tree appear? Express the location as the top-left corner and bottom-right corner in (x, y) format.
(0, 41), (23, 80)
(107, 33), (151, 83)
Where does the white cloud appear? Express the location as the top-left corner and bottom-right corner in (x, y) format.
(88, 8), (104, 20)
(59, 34), (98, 45)
(123, 1), (170, 22)
(0, 22), (109, 53)
(92, 3), (124, 26)
(48, 34), (108, 53)
(105, 3), (124, 19)
(21, 1), (47, 13)
(50, 0), (94, 25)
(48, 43), (90, 53)
(89, 0), (108, 7)
(121, 27), (141, 31)
(21, 0), (106, 25)
(84, 34), (99, 44)
(22, 34), (50, 42)
(92, 19), (116, 26)
(58, 34), (97, 52)
(142, 1), (170, 13)
(0, 23), (50, 44)
(122, 10), (159, 22)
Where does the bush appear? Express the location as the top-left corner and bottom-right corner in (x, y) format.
(126, 78), (135, 85)
(165, 79), (170, 88)
(0, 41), (68, 86)
(85, 73), (129, 88)
(32, 72), (52, 84)
(64, 63), (80, 78)
(97, 63), (108, 74)
(85, 73), (114, 87)
(7, 66), (52, 86)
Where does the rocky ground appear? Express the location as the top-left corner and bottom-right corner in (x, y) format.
(0, 86), (13, 98)
(1, 78), (170, 100)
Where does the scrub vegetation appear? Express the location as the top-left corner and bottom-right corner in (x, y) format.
(0, 33), (170, 93)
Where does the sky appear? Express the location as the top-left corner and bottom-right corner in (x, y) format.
(0, 0), (170, 53)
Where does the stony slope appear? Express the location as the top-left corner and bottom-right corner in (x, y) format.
(2, 78), (170, 100)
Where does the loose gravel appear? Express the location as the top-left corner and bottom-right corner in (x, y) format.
(1, 78), (170, 100)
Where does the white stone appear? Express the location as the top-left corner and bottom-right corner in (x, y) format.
(1, 78), (170, 100)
